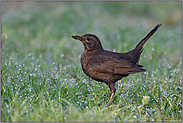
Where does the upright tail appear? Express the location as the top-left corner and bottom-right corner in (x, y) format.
(124, 24), (162, 64)
(135, 24), (162, 53)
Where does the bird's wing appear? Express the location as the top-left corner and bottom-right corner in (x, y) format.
(89, 52), (146, 75)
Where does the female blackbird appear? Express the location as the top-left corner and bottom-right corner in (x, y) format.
(72, 24), (162, 103)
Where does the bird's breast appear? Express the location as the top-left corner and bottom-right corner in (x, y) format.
(80, 51), (91, 76)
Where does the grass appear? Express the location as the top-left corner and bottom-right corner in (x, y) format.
(1, 1), (182, 122)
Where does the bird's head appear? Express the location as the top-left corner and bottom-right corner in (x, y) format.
(72, 34), (104, 51)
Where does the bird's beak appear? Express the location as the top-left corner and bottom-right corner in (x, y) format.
(71, 35), (83, 41)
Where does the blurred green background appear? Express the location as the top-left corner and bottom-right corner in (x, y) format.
(2, 1), (182, 75)
(1, 1), (182, 122)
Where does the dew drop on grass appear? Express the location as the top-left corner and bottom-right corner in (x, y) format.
(84, 101), (87, 104)
(6, 104), (9, 108)
(61, 54), (64, 57)
(144, 72), (148, 75)
(39, 55), (42, 58)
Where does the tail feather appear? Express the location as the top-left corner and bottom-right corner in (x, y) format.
(135, 24), (162, 50)
(123, 67), (146, 74)
(123, 24), (162, 64)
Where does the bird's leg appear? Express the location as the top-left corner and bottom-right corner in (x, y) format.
(107, 83), (116, 103)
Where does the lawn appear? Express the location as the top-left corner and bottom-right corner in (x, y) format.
(1, 1), (182, 122)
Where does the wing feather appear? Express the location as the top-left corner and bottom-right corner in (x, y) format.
(89, 52), (145, 75)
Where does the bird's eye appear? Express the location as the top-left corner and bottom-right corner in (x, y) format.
(86, 37), (91, 41)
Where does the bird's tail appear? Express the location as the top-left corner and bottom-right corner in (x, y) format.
(135, 24), (162, 53)
(124, 24), (162, 64)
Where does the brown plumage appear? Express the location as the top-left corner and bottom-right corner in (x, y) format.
(71, 24), (162, 103)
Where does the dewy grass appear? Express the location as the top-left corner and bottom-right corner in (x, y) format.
(1, 2), (182, 122)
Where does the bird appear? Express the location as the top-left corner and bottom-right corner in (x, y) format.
(71, 24), (162, 104)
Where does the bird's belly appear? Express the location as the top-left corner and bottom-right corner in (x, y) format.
(81, 65), (123, 83)
(80, 53), (124, 83)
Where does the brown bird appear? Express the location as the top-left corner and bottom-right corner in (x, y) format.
(71, 24), (162, 103)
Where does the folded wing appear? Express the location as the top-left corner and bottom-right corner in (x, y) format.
(89, 52), (146, 75)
